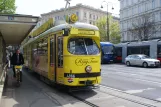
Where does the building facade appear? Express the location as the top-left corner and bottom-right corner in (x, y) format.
(120, 0), (161, 42)
(39, 3), (119, 26)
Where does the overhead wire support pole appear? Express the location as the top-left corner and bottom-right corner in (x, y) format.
(64, 0), (71, 21)
(101, 1), (114, 42)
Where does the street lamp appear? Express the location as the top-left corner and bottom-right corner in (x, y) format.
(101, 1), (114, 41)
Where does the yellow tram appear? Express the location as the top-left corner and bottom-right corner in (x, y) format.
(21, 14), (101, 87)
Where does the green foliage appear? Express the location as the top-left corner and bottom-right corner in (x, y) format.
(110, 21), (121, 44)
(0, 0), (16, 14)
(96, 15), (121, 44)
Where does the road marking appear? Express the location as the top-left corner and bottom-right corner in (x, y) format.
(102, 71), (142, 77)
(156, 98), (161, 101)
(116, 106), (125, 107)
(103, 72), (161, 86)
(125, 88), (155, 94)
(87, 96), (114, 101)
(130, 74), (137, 76)
(135, 78), (161, 85)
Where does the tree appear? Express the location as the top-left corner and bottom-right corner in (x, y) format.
(128, 13), (161, 41)
(110, 20), (121, 44)
(96, 15), (121, 44)
(0, 0), (16, 14)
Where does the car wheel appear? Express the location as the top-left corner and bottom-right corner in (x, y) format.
(126, 61), (130, 66)
(143, 62), (148, 68)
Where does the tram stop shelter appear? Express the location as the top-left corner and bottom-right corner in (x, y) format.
(0, 14), (39, 100)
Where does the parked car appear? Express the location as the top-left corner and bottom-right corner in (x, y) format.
(125, 54), (160, 68)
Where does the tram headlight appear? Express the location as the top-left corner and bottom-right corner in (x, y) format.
(85, 65), (92, 73)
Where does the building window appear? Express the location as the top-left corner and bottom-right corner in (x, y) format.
(93, 21), (96, 25)
(138, 5), (141, 13)
(152, 13), (155, 21)
(122, 0), (124, 8)
(84, 12), (86, 18)
(155, 12), (158, 22)
(89, 14), (92, 19)
(160, 12), (161, 21)
(127, 32), (130, 41)
(122, 33), (125, 41)
(126, 0), (128, 6)
(55, 17), (57, 20)
(93, 15), (95, 20)
(76, 12), (79, 17)
(145, 3), (148, 11)
(152, 0), (155, 8)
(89, 21), (92, 24)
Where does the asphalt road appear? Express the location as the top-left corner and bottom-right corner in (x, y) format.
(101, 64), (161, 102)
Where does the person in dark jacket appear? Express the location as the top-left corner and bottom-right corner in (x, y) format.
(11, 49), (24, 81)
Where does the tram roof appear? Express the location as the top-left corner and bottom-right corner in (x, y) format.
(128, 41), (150, 47)
(114, 43), (129, 47)
(100, 42), (113, 46)
(21, 22), (99, 48)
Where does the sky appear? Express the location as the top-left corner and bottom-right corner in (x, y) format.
(15, 0), (120, 17)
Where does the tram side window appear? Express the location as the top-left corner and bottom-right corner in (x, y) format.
(133, 47), (140, 54)
(58, 37), (63, 67)
(141, 46), (150, 56)
(127, 47), (132, 55)
(32, 43), (37, 60)
(116, 47), (122, 56)
(37, 39), (48, 55)
(127, 47), (138, 55)
(50, 37), (55, 64)
(157, 45), (161, 58)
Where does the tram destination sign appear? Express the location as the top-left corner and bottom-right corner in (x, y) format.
(78, 30), (95, 35)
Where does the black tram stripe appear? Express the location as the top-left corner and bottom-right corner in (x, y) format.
(64, 72), (101, 78)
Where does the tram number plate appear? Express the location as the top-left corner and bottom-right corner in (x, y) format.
(85, 80), (93, 85)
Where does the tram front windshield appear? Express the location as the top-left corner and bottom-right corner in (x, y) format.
(68, 38), (99, 55)
(102, 45), (114, 54)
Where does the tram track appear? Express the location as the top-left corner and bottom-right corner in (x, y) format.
(99, 85), (160, 107)
(67, 85), (161, 107)
(68, 92), (99, 107)
(24, 68), (161, 107)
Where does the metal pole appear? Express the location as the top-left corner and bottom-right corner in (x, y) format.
(107, 4), (109, 41)
(64, 0), (71, 21)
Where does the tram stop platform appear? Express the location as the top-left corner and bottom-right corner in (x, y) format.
(0, 68), (86, 107)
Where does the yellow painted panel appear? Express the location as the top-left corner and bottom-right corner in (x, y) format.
(30, 18), (54, 37)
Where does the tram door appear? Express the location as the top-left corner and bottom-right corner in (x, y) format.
(28, 45), (32, 69)
(56, 35), (64, 84)
(49, 35), (56, 81)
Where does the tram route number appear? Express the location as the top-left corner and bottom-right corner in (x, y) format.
(67, 74), (75, 83)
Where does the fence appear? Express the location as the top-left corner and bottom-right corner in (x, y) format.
(0, 63), (8, 103)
